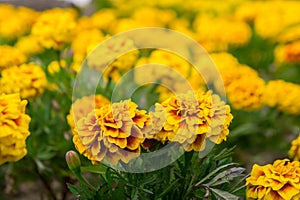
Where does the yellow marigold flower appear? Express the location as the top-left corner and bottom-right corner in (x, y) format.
(87, 37), (139, 82)
(194, 16), (251, 52)
(132, 7), (176, 27)
(73, 99), (150, 165)
(263, 80), (300, 115)
(0, 6), (39, 39)
(15, 35), (44, 58)
(254, 1), (300, 39)
(71, 28), (105, 65)
(31, 8), (78, 49)
(90, 9), (117, 32)
(0, 93), (31, 165)
(275, 41), (300, 64)
(0, 45), (27, 71)
(278, 25), (300, 43)
(211, 53), (265, 111)
(0, 63), (47, 99)
(234, 1), (264, 23)
(160, 90), (232, 151)
(47, 60), (67, 75)
(67, 94), (110, 132)
(246, 159), (300, 200)
(289, 134), (300, 161)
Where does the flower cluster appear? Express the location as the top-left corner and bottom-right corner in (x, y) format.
(31, 8), (77, 50)
(210, 53), (266, 111)
(0, 93), (31, 165)
(275, 41), (300, 64)
(0, 45), (27, 71)
(0, 63), (48, 99)
(246, 159), (300, 200)
(0, 5), (39, 39)
(263, 80), (300, 115)
(289, 134), (300, 161)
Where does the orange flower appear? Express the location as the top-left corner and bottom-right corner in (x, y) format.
(289, 134), (300, 161)
(246, 159), (300, 200)
(0, 93), (31, 165)
(73, 99), (150, 165)
(160, 89), (232, 151)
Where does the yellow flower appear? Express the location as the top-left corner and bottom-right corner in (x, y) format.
(87, 37), (139, 82)
(275, 41), (300, 64)
(194, 16), (251, 52)
(0, 93), (31, 165)
(0, 45), (27, 71)
(67, 94), (110, 132)
(90, 9), (117, 32)
(0, 6), (39, 39)
(289, 134), (300, 161)
(160, 89), (232, 151)
(211, 53), (266, 111)
(246, 159), (300, 200)
(47, 60), (67, 75)
(0, 63), (47, 99)
(71, 28), (105, 70)
(263, 80), (300, 115)
(277, 25), (300, 43)
(31, 8), (77, 49)
(253, 1), (300, 39)
(73, 99), (150, 165)
(15, 35), (44, 58)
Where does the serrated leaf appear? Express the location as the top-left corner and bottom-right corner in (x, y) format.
(210, 188), (239, 200)
(209, 167), (245, 187)
(67, 183), (80, 195)
(195, 163), (237, 186)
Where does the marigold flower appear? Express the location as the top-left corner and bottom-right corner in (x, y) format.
(275, 41), (300, 64)
(47, 60), (67, 75)
(194, 16), (251, 52)
(263, 80), (300, 115)
(15, 35), (44, 58)
(246, 159), (300, 200)
(0, 6), (39, 39)
(211, 53), (266, 111)
(67, 94), (110, 132)
(0, 45), (27, 71)
(254, 1), (300, 39)
(71, 28), (105, 72)
(289, 134), (300, 161)
(159, 90), (232, 151)
(73, 99), (150, 165)
(0, 63), (47, 99)
(31, 8), (78, 49)
(0, 93), (31, 165)
(87, 37), (139, 82)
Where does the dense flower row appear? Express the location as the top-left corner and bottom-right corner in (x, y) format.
(67, 89), (233, 165)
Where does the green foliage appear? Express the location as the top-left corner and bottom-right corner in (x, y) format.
(68, 145), (246, 200)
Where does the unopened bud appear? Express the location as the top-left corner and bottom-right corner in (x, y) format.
(66, 150), (81, 172)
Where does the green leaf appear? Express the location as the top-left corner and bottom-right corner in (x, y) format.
(157, 179), (179, 198)
(195, 163), (237, 186)
(209, 167), (245, 187)
(81, 165), (107, 174)
(67, 183), (80, 196)
(210, 188), (239, 200)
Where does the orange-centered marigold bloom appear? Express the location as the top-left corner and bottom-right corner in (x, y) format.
(159, 90), (233, 151)
(246, 159), (300, 200)
(0, 93), (31, 165)
(289, 134), (300, 161)
(73, 99), (150, 165)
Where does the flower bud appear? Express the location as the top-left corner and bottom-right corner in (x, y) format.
(66, 150), (81, 172)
